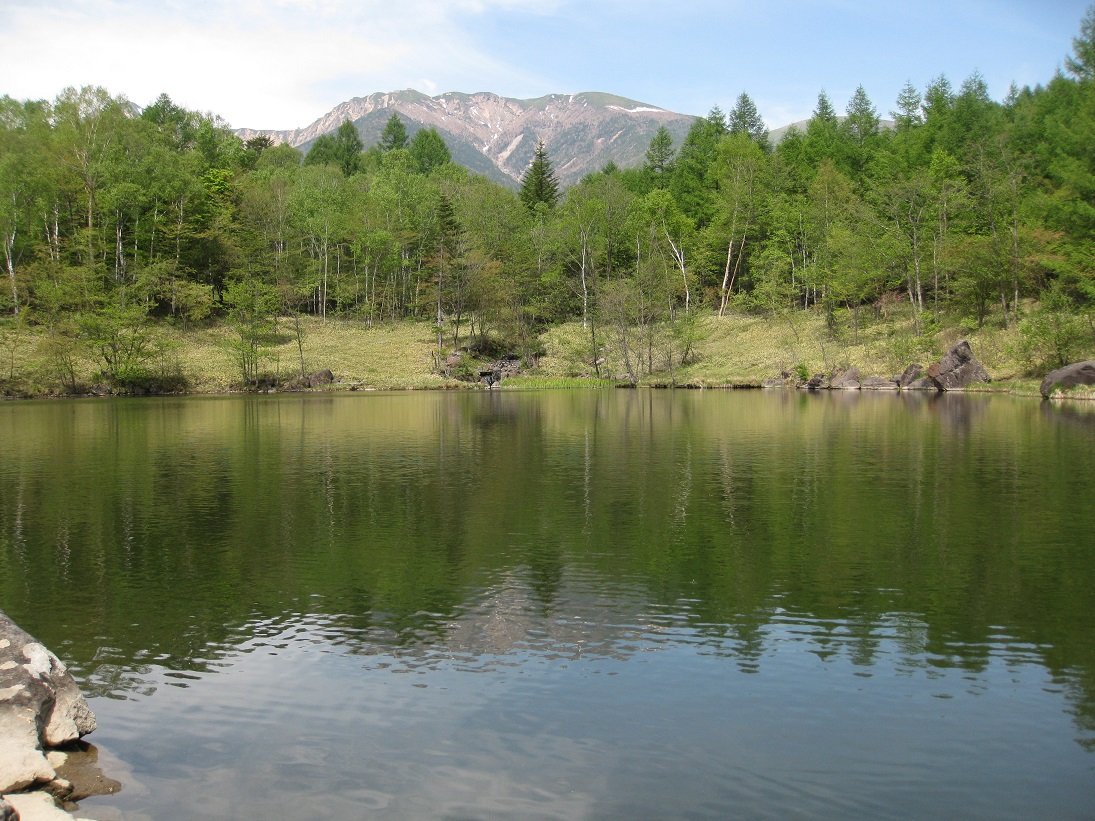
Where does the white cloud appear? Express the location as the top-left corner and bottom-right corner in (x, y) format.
(0, 0), (551, 128)
(0, 0), (1086, 132)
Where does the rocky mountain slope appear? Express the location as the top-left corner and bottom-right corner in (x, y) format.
(236, 90), (697, 188)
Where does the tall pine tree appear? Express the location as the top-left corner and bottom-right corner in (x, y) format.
(519, 140), (560, 210)
(728, 91), (769, 148)
(379, 113), (409, 152)
(644, 125), (677, 177)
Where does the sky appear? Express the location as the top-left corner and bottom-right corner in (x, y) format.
(1, 0), (1091, 131)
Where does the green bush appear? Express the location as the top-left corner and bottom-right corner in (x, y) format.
(1011, 306), (1093, 373)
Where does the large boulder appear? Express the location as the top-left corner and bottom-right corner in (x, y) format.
(925, 340), (991, 390)
(896, 363), (925, 388)
(830, 367), (861, 389)
(303, 369), (334, 388)
(0, 611), (96, 794)
(907, 377), (937, 391)
(1040, 360), (1095, 398)
(2, 790), (88, 820)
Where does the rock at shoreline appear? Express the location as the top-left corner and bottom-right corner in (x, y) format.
(2, 790), (92, 820)
(1040, 360), (1095, 398)
(896, 363), (924, 388)
(925, 340), (991, 390)
(0, 610), (96, 794)
(830, 367), (861, 389)
(303, 369), (334, 388)
(907, 376), (937, 390)
(861, 376), (899, 390)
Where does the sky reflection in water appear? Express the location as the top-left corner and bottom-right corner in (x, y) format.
(1, 391), (1093, 819)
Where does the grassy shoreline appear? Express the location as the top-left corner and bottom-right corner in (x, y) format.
(0, 310), (1091, 400)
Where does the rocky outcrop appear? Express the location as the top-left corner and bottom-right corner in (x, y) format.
(301, 369), (334, 388)
(861, 376), (899, 390)
(1, 789), (96, 820)
(830, 367), (861, 389)
(896, 363), (924, 388)
(925, 340), (991, 390)
(906, 377), (937, 390)
(1040, 360), (1095, 398)
(761, 346), (988, 392)
(0, 611), (96, 795)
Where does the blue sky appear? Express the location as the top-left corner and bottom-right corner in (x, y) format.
(1, 0), (1090, 130)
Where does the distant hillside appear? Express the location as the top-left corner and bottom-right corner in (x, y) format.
(236, 90), (697, 188)
(768, 117), (897, 144)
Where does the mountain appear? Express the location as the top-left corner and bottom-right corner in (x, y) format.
(767, 117), (897, 145)
(236, 90), (697, 188)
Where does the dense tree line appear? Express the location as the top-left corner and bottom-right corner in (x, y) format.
(2, 7), (1095, 386)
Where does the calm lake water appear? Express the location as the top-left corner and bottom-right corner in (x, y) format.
(1, 390), (1094, 820)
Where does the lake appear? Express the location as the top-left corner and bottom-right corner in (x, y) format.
(1, 389), (1093, 820)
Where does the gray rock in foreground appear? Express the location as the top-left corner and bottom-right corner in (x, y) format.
(925, 340), (991, 390)
(1040, 360), (1095, 398)
(0, 610), (96, 794)
(2, 790), (92, 820)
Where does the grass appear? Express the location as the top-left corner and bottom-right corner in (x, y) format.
(499, 375), (618, 390)
(1, 305), (1089, 399)
(534, 309), (1054, 394)
(0, 316), (462, 396)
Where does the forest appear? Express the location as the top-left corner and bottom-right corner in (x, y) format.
(2, 7), (1095, 391)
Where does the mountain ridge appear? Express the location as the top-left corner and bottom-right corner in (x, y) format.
(235, 90), (697, 187)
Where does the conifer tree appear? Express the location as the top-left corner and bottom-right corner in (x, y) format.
(519, 140), (560, 210)
(644, 126), (677, 177)
(1066, 4), (1095, 81)
(409, 128), (452, 174)
(671, 107), (730, 224)
(304, 120), (363, 176)
(728, 91), (769, 148)
(843, 86), (880, 144)
(379, 113), (408, 152)
(892, 81), (923, 132)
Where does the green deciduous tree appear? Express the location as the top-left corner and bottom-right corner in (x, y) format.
(710, 133), (768, 315)
(222, 277), (279, 385)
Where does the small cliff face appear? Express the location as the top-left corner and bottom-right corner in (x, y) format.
(236, 89), (697, 187)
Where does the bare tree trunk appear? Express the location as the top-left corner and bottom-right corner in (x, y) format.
(718, 240), (733, 318)
(664, 227), (689, 316)
(4, 200), (17, 315)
